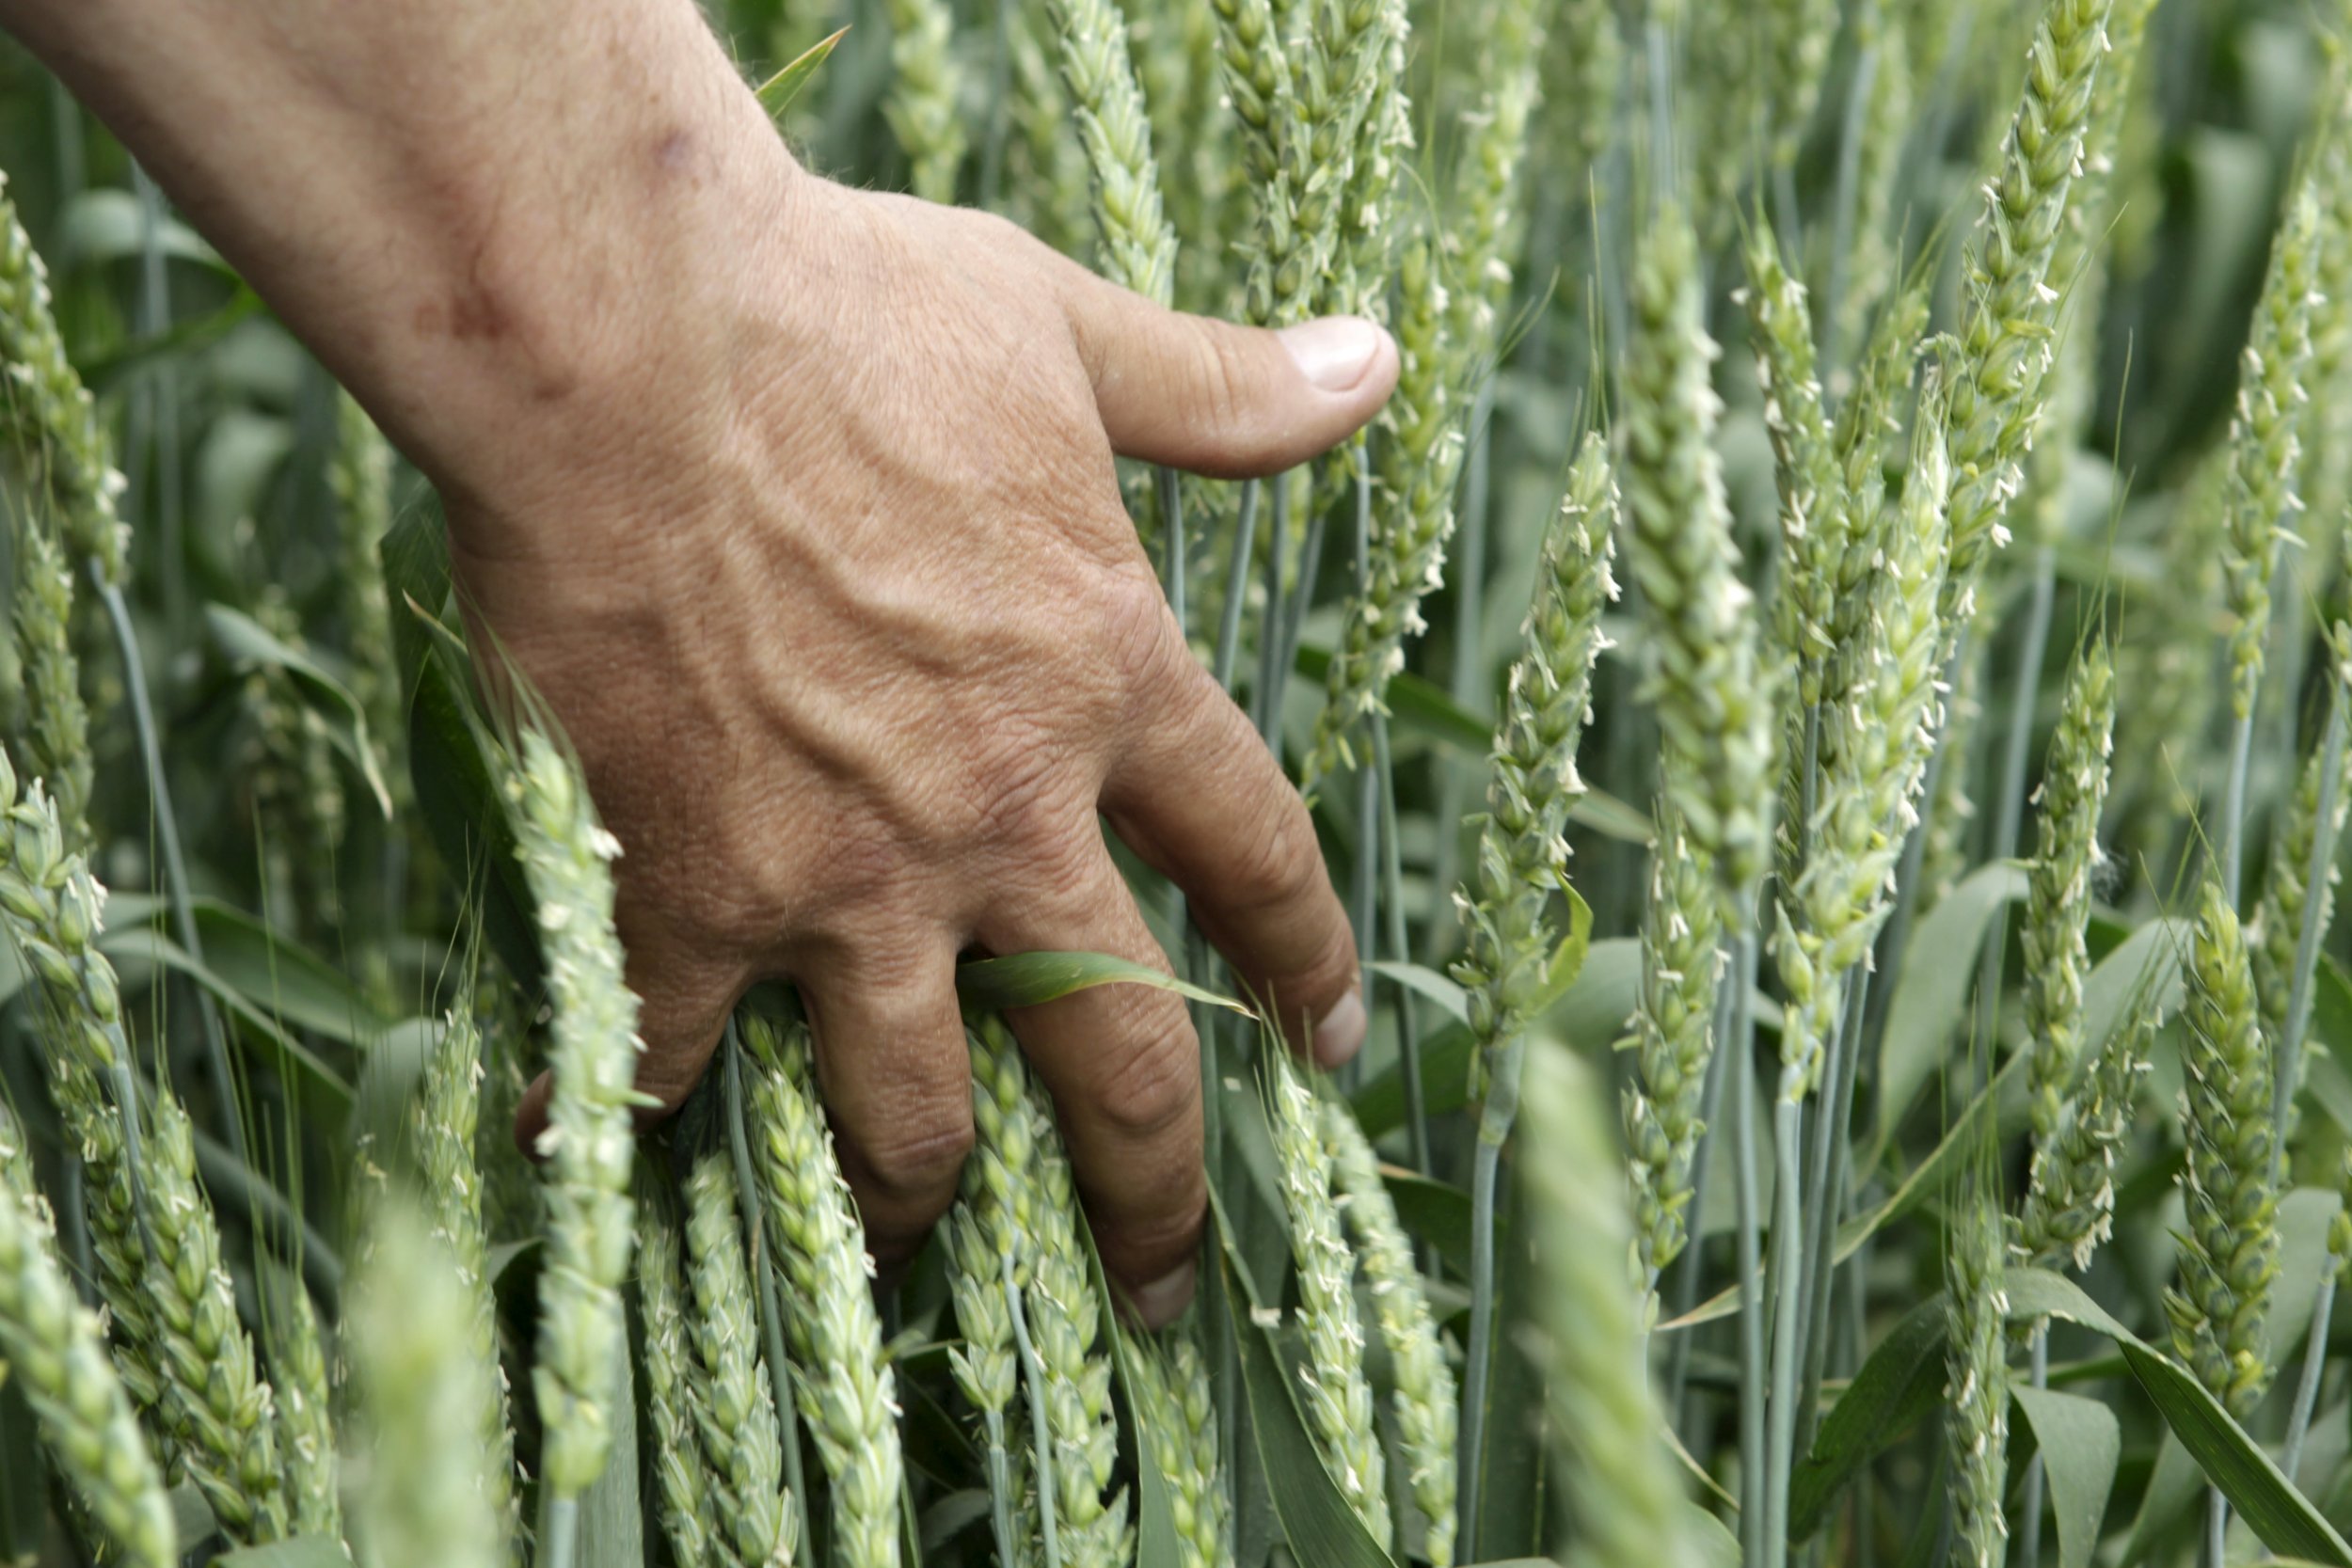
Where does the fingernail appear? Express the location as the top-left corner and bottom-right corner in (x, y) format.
(1280, 317), (1387, 393)
(1133, 1259), (1198, 1328)
(1313, 989), (1367, 1068)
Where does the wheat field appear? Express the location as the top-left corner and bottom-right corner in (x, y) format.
(2, 1), (2351, 1567)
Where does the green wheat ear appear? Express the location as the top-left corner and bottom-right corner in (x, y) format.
(2017, 986), (2157, 1273)
(1524, 1041), (1708, 1568)
(1125, 1333), (1232, 1568)
(2022, 640), (2117, 1148)
(684, 1151), (795, 1568)
(638, 1185), (726, 1568)
(353, 1202), (505, 1568)
(2218, 183), (2323, 721)
(412, 999), (520, 1536)
(0, 1101), (175, 1568)
(1265, 1053), (1390, 1546)
(1620, 196), (1777, 920)
(741, 1014), (905, 1568)
(1323, 1099), (1457, 1564)
(1622, 805), (1723, 1303)
(1939, 0), (2122, 638)
(1454, 431), (1617, 1099)
(510, 726), (644, 1503)
(2166, 875), (2280, 1418)
(880, 0), (967, 202)
(1946, 1181), (2011, 1568)
(0, 169), (128, 584)
(1045, 0), (1177, 303)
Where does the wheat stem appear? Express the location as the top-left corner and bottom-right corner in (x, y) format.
(2284, 1270), (2337, 1484)
(2266, 662), (2351, 1174)
(1214, 481), (1261, 692)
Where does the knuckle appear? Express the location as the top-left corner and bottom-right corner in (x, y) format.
(861, 1109), (976, 1203)
(1225, 791), (1322, 916)
(1102, 573), (1184, 699)
(971, 724), (1080, 852)
(1090, 999), (1198, 1142)
(1119, 1186), (1209, 1269)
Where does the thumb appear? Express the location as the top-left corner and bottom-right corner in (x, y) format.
(1060, 272), (1399, 478)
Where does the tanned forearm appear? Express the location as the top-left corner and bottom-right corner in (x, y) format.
(1, 0), (799, 508)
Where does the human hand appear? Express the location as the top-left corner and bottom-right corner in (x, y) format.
(10, 0), (1395, 1321)
(458, 150), (1394, 1321)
